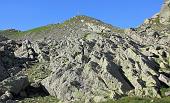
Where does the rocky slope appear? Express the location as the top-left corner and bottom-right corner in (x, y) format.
(0, 0), (170, 103)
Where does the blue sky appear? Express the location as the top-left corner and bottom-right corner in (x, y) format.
(0, 0), (163, 31)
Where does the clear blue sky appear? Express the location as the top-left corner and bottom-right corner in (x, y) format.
(0, 0), (163, 31)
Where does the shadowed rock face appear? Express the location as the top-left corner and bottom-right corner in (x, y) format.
(160, 0), (170, 25)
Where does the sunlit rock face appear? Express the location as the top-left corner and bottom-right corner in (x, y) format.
(159, 0), (170, 25)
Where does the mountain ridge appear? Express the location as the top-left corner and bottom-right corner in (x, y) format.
(0, 15), (124, 40)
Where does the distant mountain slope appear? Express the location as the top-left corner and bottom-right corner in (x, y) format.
(0, 15), (123, 41)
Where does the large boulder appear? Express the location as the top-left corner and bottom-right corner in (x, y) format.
(0, 75), (29, 96)
(159, 0), (170, 25)
(158, 74), (170, 86)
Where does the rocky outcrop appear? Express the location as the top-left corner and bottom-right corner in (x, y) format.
(85, 22), (111, 33)
(32, 40), (50, 62)
(0, 37), (35, 82)
(0, 1), (170, 103)
(42, 46), (133, 102)
(0, 36), (38, 102)
(14, 40), (36, 60)
(160, 0), (170, 25)
(39, 31), (168, 102)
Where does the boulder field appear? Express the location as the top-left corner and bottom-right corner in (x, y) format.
(0, 0), (170, 103)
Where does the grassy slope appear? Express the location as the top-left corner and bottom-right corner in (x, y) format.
(101, 96), (170, 103)
(20, 94), (170, 103)
(101, 86), (170, 103)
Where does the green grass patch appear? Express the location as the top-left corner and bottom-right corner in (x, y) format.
(97, 32), (110, 37)
(19, 95), (170, 103)
(19, 96), (59, 103)
(160, 88), (170, 97)
(24, 63), (52, 82)
(152, 16), (161, 24)
(101, 96), (170, 103)
(82, 33), (90, 40)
